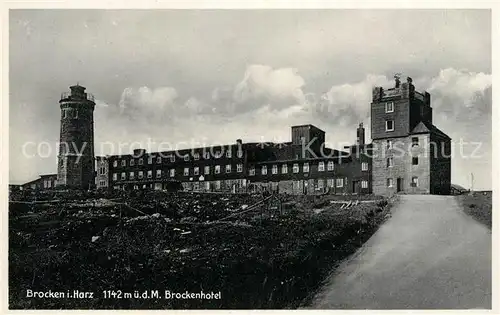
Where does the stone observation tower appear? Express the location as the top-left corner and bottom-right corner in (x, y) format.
(56, 84), (96, 189)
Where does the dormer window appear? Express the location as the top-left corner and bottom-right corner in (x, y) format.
(385, 102), (394, 113)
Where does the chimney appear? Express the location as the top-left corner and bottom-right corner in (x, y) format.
(356, 123), (365, 146)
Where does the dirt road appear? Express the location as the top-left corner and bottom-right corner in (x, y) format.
(311, 195), (491, 309)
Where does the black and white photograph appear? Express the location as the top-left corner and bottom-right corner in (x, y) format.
(5, 5), (494, 310)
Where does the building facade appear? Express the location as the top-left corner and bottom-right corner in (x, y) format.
(97, 124), (373, 195)
(371, 76), (451, 195)
(56, 84), (96, 190)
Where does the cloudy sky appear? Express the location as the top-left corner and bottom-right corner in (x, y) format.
(9, 9), (492, 189)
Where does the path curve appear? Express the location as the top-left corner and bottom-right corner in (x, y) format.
(310, 195), (491, 309)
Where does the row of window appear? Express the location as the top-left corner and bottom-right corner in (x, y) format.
(385, 157), (418, 167)
(385, 138), (420, 149)
(386, 177), (419, 187)
(113, 164), (245, 181)
(112, 161), (370, 181)
(112, 150), (244, 167)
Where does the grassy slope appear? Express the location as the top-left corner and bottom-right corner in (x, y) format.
(457, 192), (492, 229)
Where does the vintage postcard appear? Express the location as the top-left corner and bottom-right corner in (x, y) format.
(4, 5), (494, 311)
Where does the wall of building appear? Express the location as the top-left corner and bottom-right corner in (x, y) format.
(372, 135), (430, 196)
(429, 134), (452, 195)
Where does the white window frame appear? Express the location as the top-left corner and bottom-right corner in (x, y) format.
(387, 158), (394, 168)
(121, 172), (126, 180)
(226, 150), (232, 158)
(138, 158), (143, 165)
(361, 180), (368, 189)
(262, 165), (268, 175)
(184, 155), (190, 162)
(113, 173), (118, 181)
(204, 166), (210, 175)
(138, 171), (144, 179)
(237, 164), (243, 173)
(170, 169), (175, 177)
(293, 163), (299, 173)
(237, 150), (243, 158)
(303, 162), (309, 173)
(194, 167), (199, 175)
(336, 178), (344, 188)
(184, 168), (190, 176)
(327, 161), (334, 171)
(387, 140), (393, 150)
(147, 170), (152, 178)
(204, 152), (210, 159)
(156, 170), (162, 178)
(387, 178), (393, 187)
(413, 156), (419, 166)
(129, 172), (135, 180)
(385, 120), (394, 132)
(318, 161), (325, 172)
(215, 165), (221, 174)
(362, 162), (368, 171)
(130, 159), (135, 166)
(412, 137), (419, 147)
(148, 156), (153, 164)
(113, 161), (118, 167)
(121, 160), (126, 167)
(225, 164), (232, 173)
(282, 164), (288, 174)
(249, 167), (255, 176)
(385, 101), (394, 113)
(412, 176), (419, 187)
(272, 165), (278, 174)
(194, 153), (200, 160)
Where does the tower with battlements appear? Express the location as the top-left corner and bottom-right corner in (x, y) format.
(370, 76), (451, 195)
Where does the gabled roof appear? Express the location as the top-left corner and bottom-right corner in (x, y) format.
(411, 121), (451, 140)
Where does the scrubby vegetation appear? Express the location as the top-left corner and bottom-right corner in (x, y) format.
(9, 191), (392, 309)
(458, 191), (492, 229)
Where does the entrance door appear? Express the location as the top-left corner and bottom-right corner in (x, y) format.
(352, 180), (360, 194)
(397, 178), (404, 192)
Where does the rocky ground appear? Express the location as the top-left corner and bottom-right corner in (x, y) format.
(9, 190), (392, 309)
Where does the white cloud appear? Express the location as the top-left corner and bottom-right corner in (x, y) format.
(233, 65), (306, 110)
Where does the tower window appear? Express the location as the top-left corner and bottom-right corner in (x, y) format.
(272, 165), (278, 174)
(262, 165), (267, 175)
(362, 162), (369, 171)
(361, 180), (368, 189)
(412, 157), (419, 165)
(412, 137), (419, 147)
(385, 102), (394, 113)
(387, 178), (393, 187)
(387, 158), (394, 168)
(411, 176), (419, 187)
(385, 120), (394, 132)
(387, 140), (393, 149)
